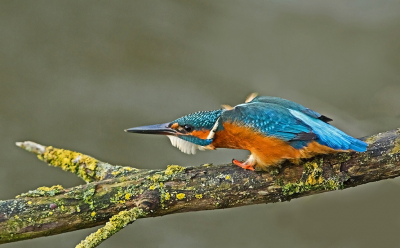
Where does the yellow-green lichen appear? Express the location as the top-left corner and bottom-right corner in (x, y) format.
(16, 185), (64, 198)
(91, 211), (96, 217)
(110, 187), (126, 204)
(164, 165), (185, 175)
(110, 166), (136, 177)
(365, 135), (377, 145)
(148, 182), (164, 191)
(76, 207), (146, 248)
(68, 184), (96, 209)
(176, 193), (185, 200)
(109, 185), (139, 205)
(218, 182), (231, 190)
(147, 173), (170, 195)
(111, 171), (121, 176)
(38, 146), (98, 182)
(148, 173), (168, 183)
(390, 137), (400, 155)
(282, 159), (342, 196)
(275, 178), (284, 186)
(304, 161), (323, 186)
(160, 191), (171, 208)
(195, 194), (203, 199)
(225, 175), (231, 180)
(164, 192), (170, 201)
(146, 168), (186, 208)
(336, 153), (352, 163)
(125, 193), (131, 200)
(269, 168), (280, 176)
(283, 176), (342, 196)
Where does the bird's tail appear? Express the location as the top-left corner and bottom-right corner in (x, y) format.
(316, 126), (368, 152)
(289, 110), (368, 152)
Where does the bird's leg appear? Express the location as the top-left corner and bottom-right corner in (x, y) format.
(232, 159), (254, 171)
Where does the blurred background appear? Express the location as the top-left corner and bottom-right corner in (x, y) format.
(1, 1), (400, 247)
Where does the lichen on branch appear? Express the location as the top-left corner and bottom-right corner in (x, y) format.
(16, 141), (142, 183)
(39, 146), (99, 182)
(76, 207), (146, 248)
(16, 185), (64, 198)
(1, 128), (399, 247)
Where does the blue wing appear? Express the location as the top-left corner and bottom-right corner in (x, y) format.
(221, 102), (315, 148)
(221, 102), (367, 151)
(249, 96), (332, 122)
(288, 109), (367, 152)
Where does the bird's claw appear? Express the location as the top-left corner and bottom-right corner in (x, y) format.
(232, 159), (255, 171)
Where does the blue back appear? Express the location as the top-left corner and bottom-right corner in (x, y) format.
(250, 96), (332, 122)
(221, 101), (367, 152)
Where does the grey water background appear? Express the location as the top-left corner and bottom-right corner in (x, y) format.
(1, 1), (400, 247)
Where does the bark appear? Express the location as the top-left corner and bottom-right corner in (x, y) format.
(0, 128), (399, 245)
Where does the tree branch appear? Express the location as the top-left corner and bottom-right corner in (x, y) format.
(1, 128), (399, 246)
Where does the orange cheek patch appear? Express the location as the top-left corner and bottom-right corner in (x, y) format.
(191, 130), (210, 139)
(170, 123), (179, 129)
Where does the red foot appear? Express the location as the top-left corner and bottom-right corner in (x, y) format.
(232, 159), (255, 171)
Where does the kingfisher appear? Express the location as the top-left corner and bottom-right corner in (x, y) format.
(125, 94), (367, 171)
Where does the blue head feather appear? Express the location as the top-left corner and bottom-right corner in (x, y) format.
(172, 109), (223, 130)
(171, 109), (223, 146)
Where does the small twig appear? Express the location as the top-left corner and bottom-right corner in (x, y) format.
(75, 207), (146, 248)
(16, 141), (145, 183)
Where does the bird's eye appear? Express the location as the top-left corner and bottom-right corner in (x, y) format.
(183, 125), (193, 132)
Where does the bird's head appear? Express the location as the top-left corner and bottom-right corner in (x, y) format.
(125, 109), (223, 154)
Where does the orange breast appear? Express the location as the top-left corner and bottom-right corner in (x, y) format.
(212, 122), (341, 167)
(212, 122), (302, 165)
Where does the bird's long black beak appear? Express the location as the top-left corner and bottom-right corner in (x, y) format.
(124, 123), (176, 135)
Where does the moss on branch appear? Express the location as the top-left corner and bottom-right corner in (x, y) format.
(16, 141), (143, 183)
(1, 128), (399, 247)
(76, 207), (146, 248)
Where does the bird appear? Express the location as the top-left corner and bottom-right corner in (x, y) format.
(125, 94), (368, 171)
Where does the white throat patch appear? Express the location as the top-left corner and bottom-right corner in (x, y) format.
(206, 117), (220, 140)
(167, 135), (201, 155)
(167, 117), (220, 155)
